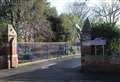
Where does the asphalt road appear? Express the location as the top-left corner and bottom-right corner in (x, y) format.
(0, 57), (120, 82)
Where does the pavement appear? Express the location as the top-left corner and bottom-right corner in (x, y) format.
(0, 55), (120, 82)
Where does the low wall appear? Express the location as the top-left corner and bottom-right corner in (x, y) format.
(81, 55), (120, 72)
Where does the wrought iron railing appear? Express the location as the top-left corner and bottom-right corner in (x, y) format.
(17, 42), (80, 63)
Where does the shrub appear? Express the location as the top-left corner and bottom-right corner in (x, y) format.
(91, 22), (120, 56)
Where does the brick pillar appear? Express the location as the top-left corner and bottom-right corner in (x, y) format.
(10, 38), (18, 68)
(8, 24), (18, 68)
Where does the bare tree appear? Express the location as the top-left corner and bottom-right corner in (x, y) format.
(93, 0), (120, 24)
(66, 1), (90, 27)
(7, 0), (55, 42)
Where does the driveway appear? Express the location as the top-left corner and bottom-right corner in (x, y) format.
(0, 56), (120, 82)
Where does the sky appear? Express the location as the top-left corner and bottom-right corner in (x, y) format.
(48, 0), (113, 15)
(48, 0), (75, 14)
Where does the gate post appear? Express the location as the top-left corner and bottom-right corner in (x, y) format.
(8, 24), (18, 68)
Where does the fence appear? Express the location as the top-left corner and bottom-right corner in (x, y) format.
(17, 42), (80, 63)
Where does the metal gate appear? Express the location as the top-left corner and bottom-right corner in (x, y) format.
(17, 42), (80, 63)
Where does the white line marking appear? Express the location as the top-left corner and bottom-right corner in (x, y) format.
(41, 63), (56, 69)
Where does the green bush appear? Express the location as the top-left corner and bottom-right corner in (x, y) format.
(91, 22), (120, 56)
(69, 46), (76, 55)
(91, 23), (120, 41)
(0, 22), (7, 48)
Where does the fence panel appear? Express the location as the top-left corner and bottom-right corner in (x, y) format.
(17, 42), (80, 63)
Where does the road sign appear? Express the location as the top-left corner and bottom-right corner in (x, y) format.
(82, 38), (106, 46)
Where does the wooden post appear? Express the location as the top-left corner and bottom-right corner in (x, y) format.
(95, 46), (97, 56)
(103, 45), (104, 56)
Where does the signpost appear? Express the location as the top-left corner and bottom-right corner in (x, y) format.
(82, 38), (107, 56)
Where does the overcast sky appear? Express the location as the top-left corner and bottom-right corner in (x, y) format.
(47, 0), (75, 14)
(48, 0), (113, 15)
